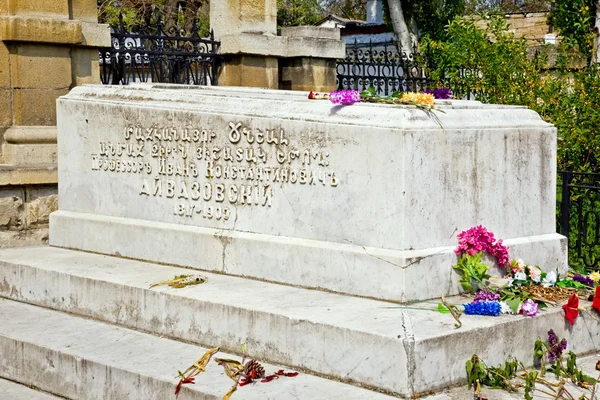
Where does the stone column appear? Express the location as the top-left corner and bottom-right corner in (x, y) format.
(210, 0), (279, 88)
(279, 27), (343, 92)
(0, 0), (110, 247)
(211, 0), (344, 90)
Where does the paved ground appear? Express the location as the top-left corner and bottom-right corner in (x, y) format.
(3, 352), (600, 400)
(423, 352), (600, 399)
(0, 378), (63, 399)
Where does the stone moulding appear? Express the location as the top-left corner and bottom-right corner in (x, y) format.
(52, 84), (567, 302)
(0, 16), (110, 47)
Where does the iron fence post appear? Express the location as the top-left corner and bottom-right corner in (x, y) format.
(559, 171), (571, 237)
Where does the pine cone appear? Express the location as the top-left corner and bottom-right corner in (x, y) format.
(243, 359), (265, 379)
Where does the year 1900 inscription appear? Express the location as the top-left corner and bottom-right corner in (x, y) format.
(90, 122), (338, 222)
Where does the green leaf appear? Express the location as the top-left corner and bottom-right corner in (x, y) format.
(360, 86), (377, 99)
(557, 279), (588, 289)
(437, 303), (451, 314)
(506, 297), (521, 314)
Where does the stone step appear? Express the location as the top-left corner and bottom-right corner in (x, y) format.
(1, 246), (599, 398)
(0, 298), (396, 400)
(0, 378), (65, 400)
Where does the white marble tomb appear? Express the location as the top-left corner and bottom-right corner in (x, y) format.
(51, 84), (566, 302)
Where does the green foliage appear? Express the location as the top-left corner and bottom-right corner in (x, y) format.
(548, 0), (596, 62)
(98, 0), (210, 36)
(452, 252), (491, 292)
(423, 16), (541, 106)
(277, 0), (324, 27)
(466, 354), (519, 392)
(381, 0), (467, 41)
(424, 15), (600, 172)
(322, 0), (366, 21)
(556, 278), (590, 289)
(407, 0), (467, 41)
(469, 336), (598, 399)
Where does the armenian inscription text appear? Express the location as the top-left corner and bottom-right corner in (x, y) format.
(90, 122), (338, 222)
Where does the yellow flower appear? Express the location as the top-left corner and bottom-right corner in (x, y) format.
(589, 271), (600, 282)
(401, 92), (435, 106)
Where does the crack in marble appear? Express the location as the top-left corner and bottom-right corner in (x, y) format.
(400, 311), (416, 397)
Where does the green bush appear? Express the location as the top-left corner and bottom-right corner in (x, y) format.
(423, 15), (600, 172)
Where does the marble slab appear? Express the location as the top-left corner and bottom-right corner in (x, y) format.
(51, 84), (566, 301)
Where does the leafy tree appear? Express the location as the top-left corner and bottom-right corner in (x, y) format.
(277, 0), (324, 27)
(385, 0), (467, 55)
(98, 0), (209, 35)
(322, 0), (367, 21)
(548, 0), (600, 64)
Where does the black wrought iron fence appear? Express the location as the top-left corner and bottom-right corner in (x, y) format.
(99, 14), (220, 86)
(557, 171), (600, 272)
(336, 40), (430, 96)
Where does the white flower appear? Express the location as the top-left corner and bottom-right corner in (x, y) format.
(499, 301), (514, 314)
(542, 271), (557, 287)
(514, 271), (527, 281)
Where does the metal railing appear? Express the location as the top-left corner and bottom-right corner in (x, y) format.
(99, 14), (220, 86)
(557, 171), (600, 272)
(336, 39), (430, 96)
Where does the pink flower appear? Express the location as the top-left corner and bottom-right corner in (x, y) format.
(329, 90), (361, 105)
(528, 266), (542, 282)
(455, 226), (509, 269)
(521, 299), (538, 317)
(510, 259), (525, 273)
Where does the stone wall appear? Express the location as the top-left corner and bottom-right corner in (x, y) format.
(0, 0), (110, 248)
(507, 12), (552, 45)
(0, 184), (57, 248)
(475, 12), (552, 45)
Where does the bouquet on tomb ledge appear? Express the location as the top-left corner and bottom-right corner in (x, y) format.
(308, 87), (445, 127)
(452, 225), (600, 322)
(309, 87), (437, 107)
(390, 226), (600, 329)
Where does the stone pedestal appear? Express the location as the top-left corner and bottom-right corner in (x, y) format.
(211, 0), (344, 90)
(51, 85), (566, 302)
(0, 0), (110, 247)
(219, 55), (279, 89)
(279, 27), (342, 92)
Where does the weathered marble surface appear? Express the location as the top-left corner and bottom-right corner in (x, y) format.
(51, 84), (566, 301)
(0, 247), (595, 398)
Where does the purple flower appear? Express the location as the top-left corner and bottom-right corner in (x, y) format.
(473, 288), (500, 302)
(424, 87), (452, 99)
(573, 274), (594, 288)
(329, 90), (361, 105)
(521, 299), (538, 317)
(547, 329), (567, 361)
(463, 301), (501, 316)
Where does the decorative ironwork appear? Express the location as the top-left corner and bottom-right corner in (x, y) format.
(99, 14), (220, 86)
(557, 171), (600, 272)
(336, 40), (430, 96)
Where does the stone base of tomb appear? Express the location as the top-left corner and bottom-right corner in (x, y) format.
(51, 84), (567, 303)
(0, 246), (595, 399)
(50, 210), (567, 302)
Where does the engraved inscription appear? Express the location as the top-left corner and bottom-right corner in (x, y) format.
(90, 122), (338, 222)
